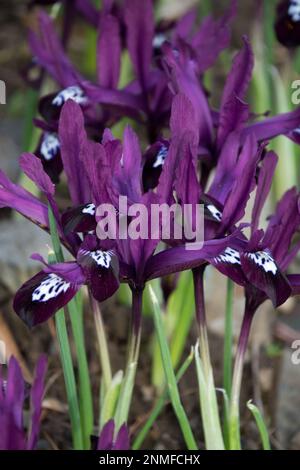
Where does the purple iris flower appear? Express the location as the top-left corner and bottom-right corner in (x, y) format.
(4, 97), (238, 328)
(210, 152), (300, 313)
(162, 32), (300, 180)
(0, 356), (47, 450)
(27, 0), (239, 153)
(97, 420), (129, 450)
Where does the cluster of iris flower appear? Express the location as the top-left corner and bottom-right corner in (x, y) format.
(1, 0), (300, 450)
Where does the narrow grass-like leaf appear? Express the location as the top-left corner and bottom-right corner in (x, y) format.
(149, 286), (198, 450)
(247, 400), (271, 450)
(151, 271), (195, 389)
(114, 361), (137, 432)
(194, 342), (225, 450)
(100, 370), (123, 428)
(132, 348), (194, 450)
(48, 206), (92, 449)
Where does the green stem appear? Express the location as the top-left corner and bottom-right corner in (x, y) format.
(149, 286), (198, 450)
(223, 279), (234, 399)
(114, 288), (143, 432)
(132, 349), (194, 450)
(68, 299), (93, 449)
(229, 308), (253, 450)
(193, 267), (211, 373)
(48, 206), (86, 449)
(90, 295), (112, 394)
(193, 267), (225, 450)
(223, 278), (234, 448)
(247, 400), (271, 450)
(55, 310), (83, 449)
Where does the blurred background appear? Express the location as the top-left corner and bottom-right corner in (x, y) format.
(0, 0), (300, 450)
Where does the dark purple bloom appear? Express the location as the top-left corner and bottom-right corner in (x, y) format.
(163, 31), (300, 181)
(13, 239), (119, 327)
(210, 155), (300, 311)
(0, 356), (47, 450)
(97, 420), (129, 450)
(2, 94), (262, 327)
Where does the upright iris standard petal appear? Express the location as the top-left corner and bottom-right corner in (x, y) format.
(190, 0), (237, 73)
(163, 45), (213, 151)
(251, 151), (278, 234)
(77, 235), (119, 302)
(220, 134), (259, 233)
(13, 265), (83, 327)
(124, 0), (154, 90)
(97, 13), (121, 89)
(217, 36), (253, 149)
(59, 100), (91, 205)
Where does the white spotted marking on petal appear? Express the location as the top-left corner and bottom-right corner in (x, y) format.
(153, 145), (168, 168)
(52, 85), (88, 107)
(32, 274), (70, 302)
(152, 33), (167, 50)
(40, 132), (60, 161)
(207, 204), (222, 222)
(214, 247), (241, 265)
(82, 203), (96, 216)
(83, 250), (112, 268)
(247, 251), (277, 275)
(294, 126), (300, 135)
(289, 0), (300, 21)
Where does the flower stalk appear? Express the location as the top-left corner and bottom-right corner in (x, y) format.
(228, 305), (253, 450)
(149, 285), (198, 450)
(90, 294), (112, 394)
(48, 205), (91, 449)
(193, 267), (225, 450)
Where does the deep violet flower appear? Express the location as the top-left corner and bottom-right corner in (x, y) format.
(13, 237), (120, 328)
(0, 356), (47, 450)
(97, 420), (129, 450)
(7, 97), (240, 328)
(163, 33), (300, 180)
(210, 154), (300, 312)
(28, 0), (238, 151)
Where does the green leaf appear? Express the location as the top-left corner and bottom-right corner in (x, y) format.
(247, 400), (271, 450)
(100, 370), (123, 427)
(194, 342), (225, 450)
(132, 348), (194, 450)
(149, 285), (198, 450)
